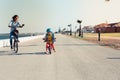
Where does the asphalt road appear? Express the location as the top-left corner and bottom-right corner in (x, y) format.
(0, 34), (120, 80)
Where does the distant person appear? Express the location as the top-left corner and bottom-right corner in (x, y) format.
(8, 15), (24, 49)
(43, 28), (56, 53)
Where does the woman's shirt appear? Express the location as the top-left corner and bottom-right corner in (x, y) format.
(8, 20), (21, 32)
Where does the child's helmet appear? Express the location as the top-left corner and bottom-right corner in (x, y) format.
(46, 28), (51, 32)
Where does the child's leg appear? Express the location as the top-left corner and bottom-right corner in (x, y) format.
(10, 32), (13, 48)
(51, 43), (56, 52)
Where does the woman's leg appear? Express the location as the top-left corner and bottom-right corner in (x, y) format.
(10, 32), (13, 49)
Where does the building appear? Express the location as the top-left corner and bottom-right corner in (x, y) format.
(82, 26), (94, 33)
(94, 22), (120, 33)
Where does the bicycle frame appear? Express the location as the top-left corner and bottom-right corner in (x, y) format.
(46, 42), (52, 54)
(12, 31), (18, 53)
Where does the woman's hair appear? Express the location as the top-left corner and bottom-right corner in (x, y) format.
(12, 15), (19, 20)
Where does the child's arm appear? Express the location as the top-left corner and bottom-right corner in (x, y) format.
(52, 33), (55, 42)
(43, 34), (47, 42)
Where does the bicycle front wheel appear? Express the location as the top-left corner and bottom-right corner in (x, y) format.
(14, 41), (18, 53)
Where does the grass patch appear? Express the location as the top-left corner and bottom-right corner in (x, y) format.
(84, 33), (120, 37)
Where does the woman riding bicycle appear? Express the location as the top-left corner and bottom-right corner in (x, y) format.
(8, 15), (24, 49)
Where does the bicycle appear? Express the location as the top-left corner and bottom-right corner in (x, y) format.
(46, 41), (52, 54)
(43, 38), (56, 54)
(12, 30), (19, 53)
(11, 24), (24, 53)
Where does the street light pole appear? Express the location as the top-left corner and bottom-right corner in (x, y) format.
(81, 29), (84, 38)
(68, 24), (72, 36)
(75, 26), (77, 37)
(98, 28), (101, 42)
(79, 23), (81, 36)
(77, 20), (82, 37)
(67, 27), (68, 35)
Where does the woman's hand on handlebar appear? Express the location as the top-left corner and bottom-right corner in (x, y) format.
(19, 24), (25, 28)
(22, 24), (25, 27)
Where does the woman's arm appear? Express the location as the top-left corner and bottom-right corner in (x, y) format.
(18, 23), (25, 28)
(8, 20), (12, 28)
(17, 22), (24, 28)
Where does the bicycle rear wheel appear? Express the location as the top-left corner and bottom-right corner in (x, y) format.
(48, 45), (51, 54)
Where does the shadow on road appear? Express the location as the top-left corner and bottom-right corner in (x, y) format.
(0, 51), (8, 53)
(17, 52), (48, 55)
(3, 44), (45, 48)
(107, 57), (120, 59)
(0, 52), (48, 56)
(18, 44), (43, 47)
(55, 43), (98, 46)
(3, 43), (98, 47)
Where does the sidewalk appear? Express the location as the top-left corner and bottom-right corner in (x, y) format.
(0, 35), (44, 47)
(0, 35), (45, 55)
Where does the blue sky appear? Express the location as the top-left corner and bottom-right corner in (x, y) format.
(0, 0), (120, 33)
